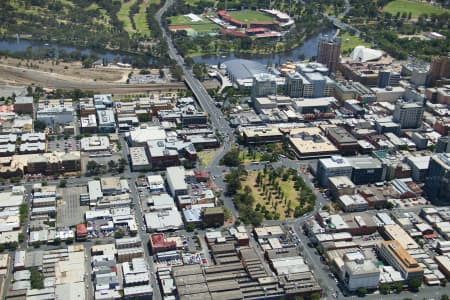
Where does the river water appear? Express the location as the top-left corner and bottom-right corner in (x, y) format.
(193, 29), (336, 65)
(0, 28), (335, 65)
(0, 39), (125, 62)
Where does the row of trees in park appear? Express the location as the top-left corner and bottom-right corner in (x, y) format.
(225, 165), (316, 226)
(224, 167), (264, 226)
(255, 167), (315, 218)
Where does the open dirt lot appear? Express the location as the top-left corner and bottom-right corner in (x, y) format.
(0, 57), (187, 93)
(0, 57), (128, 83)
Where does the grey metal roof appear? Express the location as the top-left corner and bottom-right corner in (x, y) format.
(14, 96), (33, 104)
(224, 59), (266, 80)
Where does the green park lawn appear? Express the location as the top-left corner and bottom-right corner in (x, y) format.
(242, 151), (263, 164)
(242, 171), (299, 220)
(169, 15), (219, 34)
(134, 0), (151, 36)
(118, 0), (155, 36)
(340, 32), (372, 53)
(190, 23), (220, 33)
(227, 10), (275, 22)
(383, 0), (449, 18)
(239, 168), (315, 221)
(86, 3), (110, 26)
(185, 0), (214, 4)
(169, 15), (207, 25)
(58, 0), (74, 6)
(117, 0), (136, 33)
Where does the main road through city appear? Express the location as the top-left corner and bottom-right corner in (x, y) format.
(156, 0), (233, 135)
(156, 0), (233, 141)
(156, 0), (237, 218)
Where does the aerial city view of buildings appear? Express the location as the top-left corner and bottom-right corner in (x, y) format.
(0, 0), (449, 300)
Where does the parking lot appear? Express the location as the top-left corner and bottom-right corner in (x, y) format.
(47, 136), (79, 152)
(56, 186), (89, 227)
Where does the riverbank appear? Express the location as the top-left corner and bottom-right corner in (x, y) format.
(0, 38), (158, 70)
(193, 29), (336, 65)
(186, 36), (308, 58)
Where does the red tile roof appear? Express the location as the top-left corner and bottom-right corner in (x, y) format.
(150, 233), (176, 249)
(168, 25), (191, 30)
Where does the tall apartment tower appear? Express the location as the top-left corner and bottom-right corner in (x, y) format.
(378, 70), (401, 88)
(425, 153), (450, 203)
(393, 100), (424, 129)
(436, 135), (450, 153)
(317, 35), (342, 74)
(429, 54), (450, 87)
(284, 72), (304, 98)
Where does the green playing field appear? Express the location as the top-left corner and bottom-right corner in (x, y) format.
(383, 0), (449, 18)
(227, 10), (276, 22)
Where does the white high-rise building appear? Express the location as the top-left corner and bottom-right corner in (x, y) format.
(251, 73), (277, 99)
(317, 156), (353, 187)
(393, 100), (424, 129)
(343, 258), (380, 291)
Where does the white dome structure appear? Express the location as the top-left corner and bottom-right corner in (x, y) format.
(350, 46), (383, 63)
